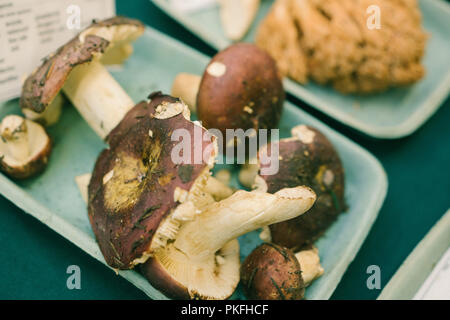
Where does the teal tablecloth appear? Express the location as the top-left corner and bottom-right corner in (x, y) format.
(0, 0), (449, 300)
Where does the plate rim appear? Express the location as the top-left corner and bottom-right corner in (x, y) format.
(151, 0), (450, 139)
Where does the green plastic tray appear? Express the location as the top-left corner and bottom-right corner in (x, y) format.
(152, 0), (450, 139)
(378, 209), (450, 300)
(0, 27), (387, 299)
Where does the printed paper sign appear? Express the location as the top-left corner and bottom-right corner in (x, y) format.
(414, 247), (450, 300)
(0, 0), (115, 102)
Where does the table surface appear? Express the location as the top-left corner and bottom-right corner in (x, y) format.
(0, 0), (449, 300)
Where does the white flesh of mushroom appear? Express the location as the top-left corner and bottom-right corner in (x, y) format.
(171, 73), (202, 113)
(0, 115), (49, 170)
(62, 60), (134, 139)
(205, 175), (233, 201)
(220, 0), (260, 41)
(151, 185), (316, 299)
(238, 162), (259, 188)
(75, 173), (92, 204)
(295, 246), (324, 286)
(22, 93), (63, 126)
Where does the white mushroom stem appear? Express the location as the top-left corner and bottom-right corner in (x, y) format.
(171, 73), (201, 113)
(172, 186), (316, 261)
(238, 162), (259, 188)
(214, 169), (231, 185)
(62, 60), (135, 139)
(0, 115), (30, 160)
(295, 247), (324, 286)
(220, 0), (260, 41)
(75, 173), (91, 204)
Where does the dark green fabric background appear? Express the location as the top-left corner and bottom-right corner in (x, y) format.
(0, 0), (449, 300)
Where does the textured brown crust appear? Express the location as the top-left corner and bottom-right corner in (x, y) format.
(197, 43), (284, 139)
(0, 138), (52, 179)
(240, 243), (305, 300)
(256, 0), (308, 84)
(88, 92), (215, 269)
(20, 16), (144, 114)
(256, 0), (427, 94)
(259, 126), (346, 250)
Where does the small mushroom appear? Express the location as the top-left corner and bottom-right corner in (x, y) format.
(240, 243), (323, 300)
(220, 0), (260, 41)
(171, 43), (285, 151)
(21, 93), (64, 127)
(142, 185), (316, 300)
(238, 161), (259, 189)
(171, 73), (201, 113)
(257, 125), (346, 250)
(87, 94), (316, 300)
(205, 175), (234, 201)
(75, 173), (92, 204)
(20, 17), (145, 138)
(0, 115), (51, 179)
(214, 169), (231, 185)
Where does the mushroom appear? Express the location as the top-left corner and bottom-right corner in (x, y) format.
(257, 124), (346, 250)
(214, 169), (231, 185)
(171, 73), (201, 113)
(20, 17), (145, 138)
(86, 93), (316, 299)
(240, 243), (323, 300)
(238, 161), (259, 189)
(0, 115), (51, 179)
(75, 173), (92, 204)
(170, 43), (285, 152)
(219, 0), (260, 41)
(21, 93), (64, 127)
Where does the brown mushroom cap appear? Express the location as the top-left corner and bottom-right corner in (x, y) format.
(0, 115), (52, 179)
(197, 43), (284, 142)
(240, 243), (305, 300)
(88, 92), (216, 269)
(259, 125), (346, 250)
(20, 16), (144, 116)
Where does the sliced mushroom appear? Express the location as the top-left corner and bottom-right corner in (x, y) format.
(240, 243), (323, 300)
(20, 17), (145, 138)
(258, 125), (346, 250)
(220, 0), (260, 41)
(0, 115), (51, 179)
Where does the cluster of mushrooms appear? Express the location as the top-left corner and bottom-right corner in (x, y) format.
(1, 16), (346, 300)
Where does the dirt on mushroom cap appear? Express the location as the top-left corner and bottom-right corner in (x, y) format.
(197, 43), (285, 138)
(241, 243), (305, 300)
(87, 93), (216, 269)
